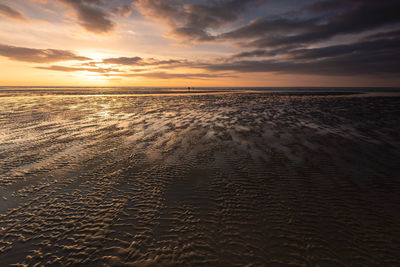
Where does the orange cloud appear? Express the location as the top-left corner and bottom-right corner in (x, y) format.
(0, 4), (28, 21)
(0, 43), (91, 63)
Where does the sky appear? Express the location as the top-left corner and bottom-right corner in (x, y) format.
(0, 0), (399, 87)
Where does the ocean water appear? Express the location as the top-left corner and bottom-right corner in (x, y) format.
(0, 87), (399, 265)
(1, 86), (400, 95)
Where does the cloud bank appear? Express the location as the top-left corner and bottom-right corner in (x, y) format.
(2, 0), (400, 82)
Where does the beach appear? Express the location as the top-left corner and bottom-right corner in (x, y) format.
(0, 89), (399, 266)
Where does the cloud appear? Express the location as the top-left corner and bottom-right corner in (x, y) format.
(30, 0), (134, 33)
(221, 1), (400, 48)
(101, 56), (188, 67)
(97, 29), (400, 77)
(231, 47), (294, 59)
(134, 0), (400, 52)
(121, 71), (232, 79)
(289, 36), (400, 61)
(37, 62), (231, 79)
(0, 44), (91, 63)
(201, 34), (400, 76)
(0, 4), (28, 21)
(36, 64), (121, 73)
(360, 29), (400, 42)
(134, 0), (265, 42)
(59, 0), (115, 33)
(219, 16), (318, 42)
(28, 27), (400, 78)
(171, 0), (400, 78)
(112, 5), (132, 17)
(102, 56), (142, 65)
(200, 57), (399, 77)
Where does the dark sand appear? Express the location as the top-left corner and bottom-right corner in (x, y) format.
(0, 90), (399, 266)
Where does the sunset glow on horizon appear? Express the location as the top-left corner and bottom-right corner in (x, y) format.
(1, 0), (399, 87)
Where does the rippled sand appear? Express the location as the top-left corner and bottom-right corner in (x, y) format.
(0, 90), (399, 266)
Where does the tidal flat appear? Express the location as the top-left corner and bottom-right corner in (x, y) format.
(0, 89), (399, 266)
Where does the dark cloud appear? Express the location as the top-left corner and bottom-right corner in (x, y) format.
(231, 47), (295, 59)
(360, 29), (400, 42)
(201, 34), (400, 76)
(201, 56), (399, 77)
(306, 0), (348, 12)
(229, 29), (400, 60)
(150, 0), (399, 78)
(60, 0), (115, 33)
(220, 17), (318, 41)
(54, 0), (135, 33)
(0, 44), (91, 63)
(0, 4), (28, 21)
(134, 0), (400, 52)
(222, 0), (400, 48)
(289, 35), (400, 61)
(135, 0), (265, 42)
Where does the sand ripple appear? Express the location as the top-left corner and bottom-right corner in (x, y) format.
(0, 92), (399, 265)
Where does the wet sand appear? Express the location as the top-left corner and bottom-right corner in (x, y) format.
(0, 90), (399, 266)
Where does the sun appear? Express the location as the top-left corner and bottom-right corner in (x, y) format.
(75, 71), (109, 85)
(80, 51), (110, 63)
